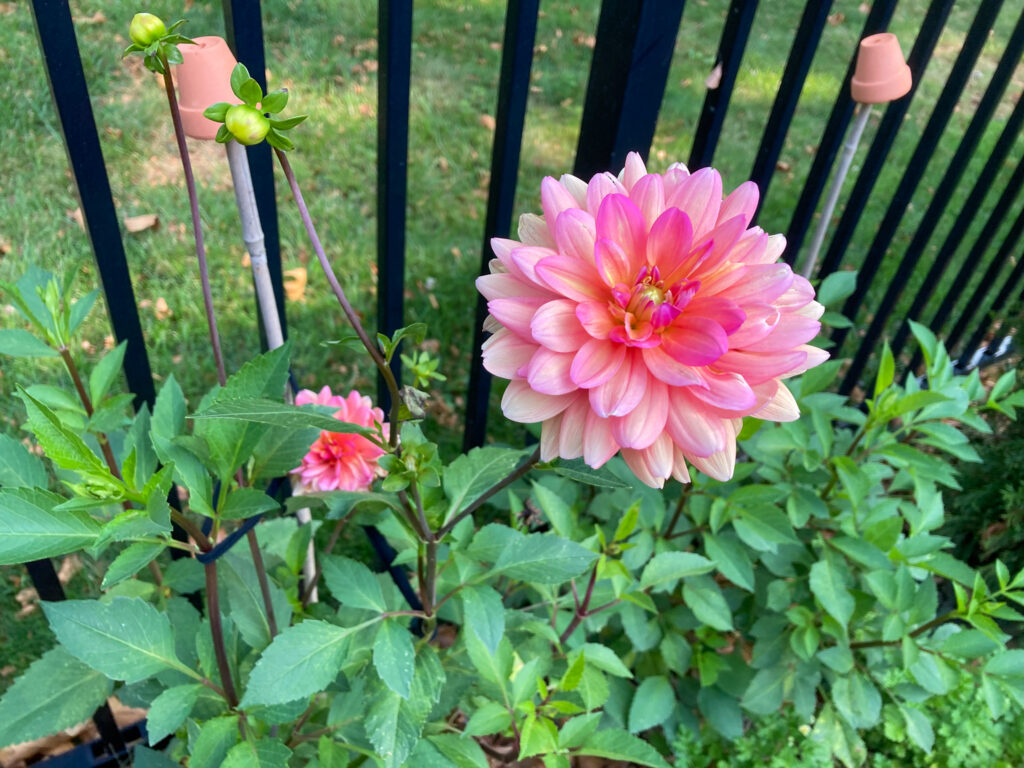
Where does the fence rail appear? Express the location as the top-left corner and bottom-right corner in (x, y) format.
(10, 0), (1024, 760)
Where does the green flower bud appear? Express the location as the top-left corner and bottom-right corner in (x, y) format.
(129, 13), (167, 47)
(224, 104), (271, 146)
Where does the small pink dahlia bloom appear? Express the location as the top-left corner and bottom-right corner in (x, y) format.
(291, 386), (387, 493)
(476, 152), (828, 488)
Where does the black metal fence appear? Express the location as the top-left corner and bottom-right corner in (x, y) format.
(12, 0), (1024, 762)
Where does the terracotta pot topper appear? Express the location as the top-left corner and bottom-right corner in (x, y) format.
(851, 32), (912, 104)
(176, 36), (239, 139)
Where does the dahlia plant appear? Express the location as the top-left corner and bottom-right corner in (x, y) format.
(2, 11), (1024, 768)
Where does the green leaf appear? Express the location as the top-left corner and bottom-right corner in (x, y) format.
(530, 481), (574, 538)
(492, 532), (597, 583)
(698, 686), (744, 740)
(240, 620), (354, 707)
(549, 458), (629, 488)
(741, 665), (787, 715)
(443, 446), (531, 524)
(221, 739), (292, 768)
(146, 684), (202, 745)
(0, 328), (58, 357)
(683, 576), (733, 631)
(260, 89), (289, 113)
(265, 128), (294, 151)
(461, 585), (504, 655)
(43, 597), (187, 683)
(188, 715), (240, 768)
(89, 341), (127, 405)
(520, 714), (558, 758)
(640, 551), (715, 590)
(941, 629), (1000, 659)
(102, 541), (165, 589)
(810, 560), (854, 627)
(627, 675), (674, 732)
(220, 487), (280, 519)
(703, 533), (754, 591)
(68, 289), (99, 335)
(0, 487), (100, 565)
(321, 555), (387, 612)
(732, 506), (798, 552)
(0, 646), (112, 748)
(816, 270), (857, 307)
(568, 643), (633, 678)
(428, 733), (489, 768)
(193, 397), (374, 435)
(269, 114), (308, 130)
(203, 101), (232, 121)
(901, 705), (934, 753)
(875, 341), (895, 397)
(464, 701), (512, 736)
(17, 389), (111, 479)
(222, 553), (292, 652)
(133, 746), (179, 768)
(0, 433), (48, 488)
(365, 652), (441, 768)
(229, 63), (251, 98)
(832, 672), (882, 729)
(374, 620), (416, 699)
(575, 729), (671, 768)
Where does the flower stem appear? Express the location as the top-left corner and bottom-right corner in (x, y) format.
(437, 447), (541, 538)
(247, 527), (278, 638)
(159, 53), (226, 387)
(559, 563), (598, 644)
(205, 561), (239, 707)
(272, 148), (402, 448)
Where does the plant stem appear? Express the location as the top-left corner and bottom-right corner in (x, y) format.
(205, 561), (239, 707)
(662, 487), (688, 540)
(273, 148), (401, 447)
(170, 510), (213, 552)
(849, 611), (958, 649)
(159, 53), (226, 387)
(437, 447), (541, 538)
(247, 527), (278, 638)
(559, 563), (598, 644)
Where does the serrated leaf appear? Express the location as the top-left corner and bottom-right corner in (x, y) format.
(220, 487), (280, 519)
(193, 398), (374, 435)
(703, 533), (754, 591)
(0, 433), (48, 488)
(0, 647), (112, 748)
(89, 341), (127, 405)
(464, 701), (511, 736)
(240, 620), (356, 707)
(321, 555), (387, 612)
(741, 665), (787, 715)
(102, 541), (164, 589)
(640, 551), (715, 589)
(374, 620), (415, 698)
(221, 739), (292, 768)
(492, 533), (597, 583)
(810, 560), (854, 627)
(443, 446), (531, 524)
(222, 552), (292, 651)
(832, 672), (882, 729)
(146, 684), (202, 745)
(901, 705), (934, 753)
(461, 585), (504, 655)
(576, 729), (671, 768)
(627, 676), (674, 732)
(0, 487), (100, 565)
(17, 389), (111, 479)
(569, 643), (633, 679)
(683, 576), (733, 631)
(189, 715), (240, 768)
(43, 597), (187, 683)
(429, 733), (490, 768)
(0, 329), (58, 357)
(550, 458), (629, 488)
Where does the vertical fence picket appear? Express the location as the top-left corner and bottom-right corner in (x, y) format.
(222, 0), (287, 339)
(573, 0), (686, 179)
(783, 0), (897, 265)
(816, 0), (954, 282)
(838, 0), (1012, 392)
(749, 0), (834, 218)
(688, 0), (758, 170)
(464, 0), (540, 452)
(376, 0), (413, 410)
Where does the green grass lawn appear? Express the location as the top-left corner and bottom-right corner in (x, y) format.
(1, 0), (1023, 687)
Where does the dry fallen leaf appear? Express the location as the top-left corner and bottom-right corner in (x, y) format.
(776, 160), (792, 172)
(57, 554), (82, 584)
(478, 113), (496, 131)
(68, 208), (85, 230)
(828, 12), (846, 25)
(705, 62), (723, 89)
(154, 297), (172, 320)
(124, 213), (159, 233)
(284, 267), (308, 302)
(15, 587), (37, 618)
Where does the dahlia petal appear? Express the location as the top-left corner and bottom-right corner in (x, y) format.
(611, 377), (668, 449)
(716, 348), (808, 385)
(491, 237), (518, 266)
(666, 393), (727, 457)
(557, 395), (589, 459)
(621, 432), (674, 488)
(620, 151), (648, 191)
(717, 181), (759, 227)
(727, 303), (780, 347)
(488, 296), (546, 338)
(576, 301), (618, 340)
(726, 263), (795, 305)
(481, 330), (536, 379)
(685, 296), (746, 335)
(540, 413), (563, 462)
(629, 173), (666, 226)
(689, 422), (738, 481)
(570, 338), (627, 388)
(697, 263), (748, 297)
(745, 313), (821, 352)
(660, 316), (729, 366)
(501, 379), (574, 423)
(664, 167), (722, 238)
(530, 299), (589, 352)
(476, 272), (551, 301)
(518, 212), (556, 247)
(483, 313), (503, 333)
(646, 208), (693, 276)
(559, 173), (589, 207)
(535, 254), (607, 302)
(542, 177), (581, 231)
(642, 345), (705, 387)
(583, 410), (620, 468)
(509, 246), (560, 287)
(526, 348), (577, 395)
(594, 238), (635, 287)
(690, 215), (747, 278)
(596, 194), (648, 269)
(775, 273), (817, 310)
(795, 300), (825, 320)
(730, 228), (770, 265)
(661, 165), (691, 198)
(671, 447), (692, 484)
(689, 370), (758, 413)
(554, 208), (597, 262)
(586, 172), (627, 217)
(588, 349), (648, 418)
(780, 345), (831, 379)
(751, 380), (800, 422)
(764, 233), (787, 264)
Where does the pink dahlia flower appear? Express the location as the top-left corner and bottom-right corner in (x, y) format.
(476, 153), (828, 488)
(291, 386), (387, 493)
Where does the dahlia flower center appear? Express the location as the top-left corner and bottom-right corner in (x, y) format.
(608, 265), (699, 346)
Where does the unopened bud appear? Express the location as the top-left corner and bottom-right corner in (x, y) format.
(129, 13), (167, 46)
(224, 104), (270, 146)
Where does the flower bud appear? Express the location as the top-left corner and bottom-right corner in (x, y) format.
(224, 104), (271, 146)
(129, 13), (167, 46)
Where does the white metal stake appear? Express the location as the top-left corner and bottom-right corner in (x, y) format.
(225, 139), (318, 603)
(800, 102), (873, 280)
